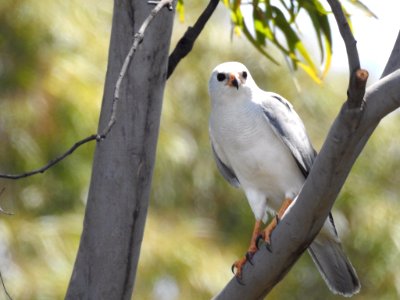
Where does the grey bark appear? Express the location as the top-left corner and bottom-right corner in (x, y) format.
(214, 33), (400, 300)
(65, 1), (174, 299)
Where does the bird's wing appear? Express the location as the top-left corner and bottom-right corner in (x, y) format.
(259, 92), (317, 177)
(209, 133), (240, 188)
(260, 93), (340, 240)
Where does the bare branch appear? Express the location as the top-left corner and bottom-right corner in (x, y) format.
(0, 270), (12, 300)
(381, 30), (400, 78)
(167, 0), (219, 78)
(327, 0), (369, 109)
(0, 0), (174, 180)
(344, 31), (400, 171)
(327, 0), (360, 74)
(0, 135), (98, 179)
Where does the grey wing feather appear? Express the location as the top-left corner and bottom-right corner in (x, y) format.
(260, 92), (316, 177)
(211, 142), (240, 188)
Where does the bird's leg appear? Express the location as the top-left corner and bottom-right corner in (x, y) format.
(262, 198), (293, 251)
(232, 219), (262, 279)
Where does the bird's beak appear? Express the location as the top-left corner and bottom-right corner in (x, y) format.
(227, 73), (239, 90)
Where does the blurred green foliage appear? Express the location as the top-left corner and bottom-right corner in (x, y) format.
(221, 0), (375, 83)
(0, 0), (399, 299)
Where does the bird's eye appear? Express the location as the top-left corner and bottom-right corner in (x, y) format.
(242, 71), (247, 79)
(217, 73), (226, 82)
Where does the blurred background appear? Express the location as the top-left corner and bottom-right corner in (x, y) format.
(1, 0), (400, 299)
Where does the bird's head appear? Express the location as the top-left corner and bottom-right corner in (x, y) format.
(208, 62), (257, 102)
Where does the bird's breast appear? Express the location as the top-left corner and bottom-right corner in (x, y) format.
(210, 101), (304, 209)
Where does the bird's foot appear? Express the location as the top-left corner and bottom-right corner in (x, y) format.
(231, 246), (258, 283)
(262, 197), (294, 252)
(255, 231), (273, 252)
(260, 214), (281, 252)
(231, 257), (246, 284)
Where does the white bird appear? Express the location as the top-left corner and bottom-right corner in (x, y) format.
(208, 61), (360, 296)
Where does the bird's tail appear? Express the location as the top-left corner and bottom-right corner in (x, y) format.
(308, 237), (360, 297)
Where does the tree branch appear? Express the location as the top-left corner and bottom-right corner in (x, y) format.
(0, 0), (173, 180)
(342, 32), (400, 176)
(381, 30), (400, 78)
(167, 0), (219, 78)
(326, 0), (360, 74)
(0, 135), (98, 180)
(327, 0), (369, 109)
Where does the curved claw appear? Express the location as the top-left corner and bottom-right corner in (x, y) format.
(275, 213), (280, 224)
(231, 258), (246, 281)
(231, 263), (245, 285)
(245, 252), (254, 265)
(265, 241), (272, 253)
(235, 275), (245, 286)
(231, 263), (236, 275)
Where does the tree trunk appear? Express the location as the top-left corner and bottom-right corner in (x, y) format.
(66, 1), (174, 298)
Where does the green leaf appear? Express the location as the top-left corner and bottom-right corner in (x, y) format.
(271, 6), (319, 78)
(301, 1), (332, 65)
(321, 34), (332, 79)
(242, 20), (280, 64)
(253, 6), (267, 45)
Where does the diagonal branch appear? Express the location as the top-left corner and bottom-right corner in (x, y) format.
(0, 0), (173, 180)
(167, 0), (219, 78)
(381, 30), (400, 78)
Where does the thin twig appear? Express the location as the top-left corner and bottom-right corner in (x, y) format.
(167, 0), (219, 78)
(327, 0), (360, 74)
(0, 270), (12, 300)
(0, 0), (173, 180)
(0, 135), (98, 179)
(327, 0), (368, 109)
